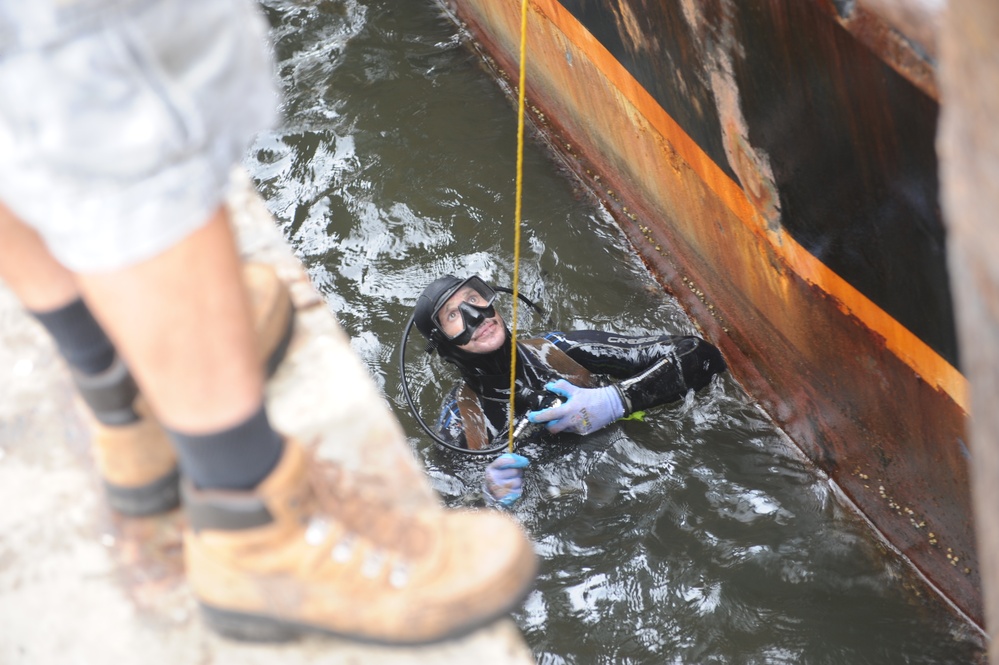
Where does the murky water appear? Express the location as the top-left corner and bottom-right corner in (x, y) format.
(246, 1), (983, 662)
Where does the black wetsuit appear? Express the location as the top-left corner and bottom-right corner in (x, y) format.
(435, 330), (726, 449)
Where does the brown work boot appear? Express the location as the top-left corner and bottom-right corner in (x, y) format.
(90, 397), (182, 516)
(75, 356), (180, 516)
(78, 262), (296, 516)
(182, 439), (539, 644)
(243, 262), (295, 377)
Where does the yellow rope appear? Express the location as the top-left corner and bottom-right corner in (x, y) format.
(508, 0), (530, 453)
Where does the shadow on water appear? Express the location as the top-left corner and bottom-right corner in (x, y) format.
(247, 1), (984, 662)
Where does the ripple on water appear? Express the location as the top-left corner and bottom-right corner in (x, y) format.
(247, 1), (984, 662)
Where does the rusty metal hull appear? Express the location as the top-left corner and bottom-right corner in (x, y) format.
(441, 0), (981, 629)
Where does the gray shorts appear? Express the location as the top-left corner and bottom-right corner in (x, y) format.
(0, 0), (279, 272)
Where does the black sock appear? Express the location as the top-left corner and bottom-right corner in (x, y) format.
(167, 404), (284, 491)
(31, 298), (116, 376)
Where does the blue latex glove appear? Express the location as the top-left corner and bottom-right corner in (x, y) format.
(483, 453), (530, 507)
(527, 380), (624, 435)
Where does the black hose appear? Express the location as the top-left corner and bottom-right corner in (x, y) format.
(397, 286), (550, 455)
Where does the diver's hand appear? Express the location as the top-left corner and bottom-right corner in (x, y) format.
(483, 453), (530, 507)
(528, 380), (624, 435)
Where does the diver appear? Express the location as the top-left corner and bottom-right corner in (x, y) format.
(410, 274), (728, 506)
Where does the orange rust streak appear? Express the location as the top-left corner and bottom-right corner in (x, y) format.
(532, 0), (968, 413)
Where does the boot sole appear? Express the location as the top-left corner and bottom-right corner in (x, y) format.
(197, 562), (538, 646)
(104, 466), (181, 516)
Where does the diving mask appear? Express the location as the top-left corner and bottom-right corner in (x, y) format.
(432, 275), (498, 346)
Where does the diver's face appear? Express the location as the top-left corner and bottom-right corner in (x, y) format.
(437, 286), (507, 353)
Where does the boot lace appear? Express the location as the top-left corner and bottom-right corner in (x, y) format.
(303, 458), (433, 588)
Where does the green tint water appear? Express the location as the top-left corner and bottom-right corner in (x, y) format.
(247, 1), (983, 662)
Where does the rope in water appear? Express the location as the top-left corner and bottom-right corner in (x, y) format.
(507, 0), (530, 453)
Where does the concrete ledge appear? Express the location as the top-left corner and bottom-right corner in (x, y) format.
(0, 169), (535, 664)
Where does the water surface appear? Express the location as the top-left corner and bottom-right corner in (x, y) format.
(247, 1), (983, 662)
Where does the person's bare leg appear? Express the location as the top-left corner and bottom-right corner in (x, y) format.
(0, 202), (79, 312)
(2, 200), (283, 508)
(76, 206), (262, 434)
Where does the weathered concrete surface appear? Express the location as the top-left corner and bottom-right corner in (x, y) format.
(939, 0), (999, 659)
(0, 169), (535, 665)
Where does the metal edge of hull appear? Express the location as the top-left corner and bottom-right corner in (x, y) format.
(438, 0), (983, 632)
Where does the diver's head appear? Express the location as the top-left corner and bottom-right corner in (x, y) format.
(414, 274), (507, 356)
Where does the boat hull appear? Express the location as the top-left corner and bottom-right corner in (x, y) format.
(442, 0), (980, 628)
